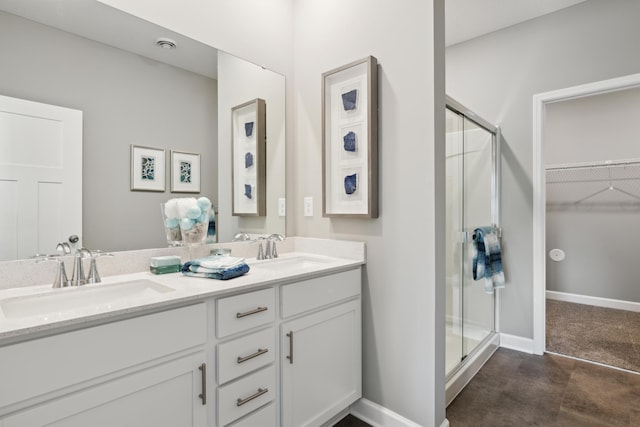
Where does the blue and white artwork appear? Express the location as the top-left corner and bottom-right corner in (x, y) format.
(341, 89), (358, 111)
(141, 156), (155, 181)
(343, 131), (357, 152)
(344, 173), (357, 195)
(244, 184), (253, 199)
(245, 152), (254, 168)
(180, 160), (192, 183)
(245, 121), (254, 137)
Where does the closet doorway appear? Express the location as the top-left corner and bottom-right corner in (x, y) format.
(533, 74), (640, 371)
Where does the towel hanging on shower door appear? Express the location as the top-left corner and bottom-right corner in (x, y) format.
(472, 226), (505, 294)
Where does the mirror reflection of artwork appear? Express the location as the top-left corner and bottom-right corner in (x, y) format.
(179, 160), (192, 183)
(245, 121), (254, 137)
(244, 184), (253, 199)
(141, 156), (156, 181)
(343, 131), (357, 152)
(341, 89), (358, 111)
(344, 173), (357, 195)
(245, 152), (254, 168)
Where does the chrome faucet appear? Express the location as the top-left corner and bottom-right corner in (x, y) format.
(71, 248), (92, 286)
(264, 234), (285, 259)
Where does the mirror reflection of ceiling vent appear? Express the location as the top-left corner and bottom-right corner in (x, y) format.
(156, 38), (177, 50)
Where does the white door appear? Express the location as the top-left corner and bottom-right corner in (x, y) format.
(0, 95), (82, 260)
(281, 300), (362, 427)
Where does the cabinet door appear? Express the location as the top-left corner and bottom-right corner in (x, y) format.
(281, 300), (361, 427)
(3, 352), (207, 427)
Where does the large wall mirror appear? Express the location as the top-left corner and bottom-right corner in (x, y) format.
(0, 0), (285, 261)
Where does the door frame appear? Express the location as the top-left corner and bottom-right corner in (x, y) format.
(532, 72), (640, 354)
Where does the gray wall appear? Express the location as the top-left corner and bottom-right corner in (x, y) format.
(545, 88), (640, 302)
(446, 0), (640, 338)
(0, 11), (218, 253)
(292, 1), (446, 425)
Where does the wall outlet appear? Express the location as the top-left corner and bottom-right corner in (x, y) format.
(304, 197), (313, 217)
(278, 198), (286, 217)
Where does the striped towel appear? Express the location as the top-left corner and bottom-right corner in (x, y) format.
(181, 255), (250, 280)
(472, 226), (505, 294)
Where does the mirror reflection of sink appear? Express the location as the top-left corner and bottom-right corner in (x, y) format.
(0, 280), (174, 320)
(250, 255), (335, 271)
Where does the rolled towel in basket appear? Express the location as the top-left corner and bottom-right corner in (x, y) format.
(182, 255), (250, 280)
(472, 226), (505, 294)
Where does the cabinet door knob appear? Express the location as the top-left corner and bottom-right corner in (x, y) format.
(198, 363), (207, 405)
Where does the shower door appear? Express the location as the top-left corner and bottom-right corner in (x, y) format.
(445, 105), (496, 377)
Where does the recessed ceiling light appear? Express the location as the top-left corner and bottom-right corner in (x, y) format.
(156, 38), (177, 50)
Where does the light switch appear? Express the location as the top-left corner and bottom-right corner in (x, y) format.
(278, 198), (286, 217)
(304, 197), (313, 217)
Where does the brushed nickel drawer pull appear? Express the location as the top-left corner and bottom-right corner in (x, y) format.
(286, 331), (293, 364)
(236, 387), (268, 407)
(236, 306), (268, 318)
(237, 348), (269, 364)
(198, 363), (207, 405)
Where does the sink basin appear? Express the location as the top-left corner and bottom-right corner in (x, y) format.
(0, 279), (174, 320)
(250, 255), (335, 271)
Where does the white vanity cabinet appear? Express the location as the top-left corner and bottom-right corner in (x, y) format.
(211, 267), (361, 427)
(0, 304), (208, 427)
(280, 269), (362, 427)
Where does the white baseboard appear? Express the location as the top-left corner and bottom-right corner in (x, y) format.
(350, 398), (425, 427)
(499, 333), (534, 354)
(546, 290), (640, 313)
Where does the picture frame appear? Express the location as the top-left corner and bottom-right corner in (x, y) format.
(322, 56), (378, 218)
(231, 98), (266, 216)
(170, 150), (201, 193)
(130, 145), (165, 192)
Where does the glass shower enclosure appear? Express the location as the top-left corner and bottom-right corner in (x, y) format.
(445, 97), (499, 386)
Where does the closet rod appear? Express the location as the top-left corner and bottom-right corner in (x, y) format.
(546, 158), (640, 171)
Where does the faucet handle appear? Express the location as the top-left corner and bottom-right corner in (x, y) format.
(36, 256), (70, 288)
(86, 251), (114, 284)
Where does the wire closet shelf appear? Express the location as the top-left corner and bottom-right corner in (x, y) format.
(546, 158), (640, 209)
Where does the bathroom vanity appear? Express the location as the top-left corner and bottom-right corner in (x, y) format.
(0, 239), (364, 427)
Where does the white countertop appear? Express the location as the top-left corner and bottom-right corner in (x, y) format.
(0, 251), (364, 345)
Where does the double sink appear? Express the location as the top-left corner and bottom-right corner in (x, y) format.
(0, 255), (335, 321)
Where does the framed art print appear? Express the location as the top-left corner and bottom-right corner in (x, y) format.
(322, 56), (378, 218)
(170, 150), (201, 193)
(130, 145), (165, 192)
(232, 98), (266, 216)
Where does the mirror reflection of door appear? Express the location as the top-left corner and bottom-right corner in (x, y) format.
(0, 94), (82, 260)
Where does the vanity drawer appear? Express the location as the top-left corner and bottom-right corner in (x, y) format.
(281, 268), (360, 318)
(217, 365), (275, 426)
(217, 288), (275, 338)
(231, 402), (276, 427)
(217, 327), (276, 385)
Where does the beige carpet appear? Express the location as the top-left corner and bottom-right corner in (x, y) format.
(546, 299), (640, 372)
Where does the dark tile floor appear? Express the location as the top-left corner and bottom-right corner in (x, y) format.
(547, 299), (640, 372)
(333, 414), (372, 426)
(447, 348), (640, 426)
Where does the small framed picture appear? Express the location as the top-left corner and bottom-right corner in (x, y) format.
(170, 150), (201, 193)
(130, 145), (165, 192)
(322, 56), (378, 218)
(232, 98), (266, 216)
